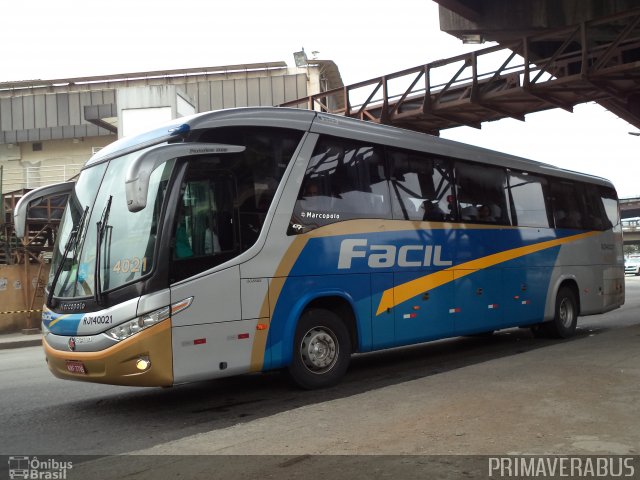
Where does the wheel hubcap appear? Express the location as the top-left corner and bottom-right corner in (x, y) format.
(559, 297), (575, 328)
(300, 327), (338, 374)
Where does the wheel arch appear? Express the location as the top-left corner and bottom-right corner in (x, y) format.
(303, 295), (359, 352)
(278, 291), (359, 367)
(546, 275), (581, 320)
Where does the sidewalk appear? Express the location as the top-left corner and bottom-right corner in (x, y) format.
(0, 331), (42, 350)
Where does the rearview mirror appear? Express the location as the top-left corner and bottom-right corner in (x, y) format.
(14, 182), (75, 239)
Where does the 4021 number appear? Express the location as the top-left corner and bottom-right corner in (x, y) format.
(112, 257), (148, 274)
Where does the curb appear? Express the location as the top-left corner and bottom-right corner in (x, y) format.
(0, 338), (42, 350)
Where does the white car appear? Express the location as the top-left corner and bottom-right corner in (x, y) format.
(625, 257), (640, 275)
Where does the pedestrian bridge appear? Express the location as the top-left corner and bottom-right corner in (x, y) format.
(623, 218), (640, 244)
(281, 8), (640, 135)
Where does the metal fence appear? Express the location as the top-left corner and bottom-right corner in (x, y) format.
(1, 163), (83, 192)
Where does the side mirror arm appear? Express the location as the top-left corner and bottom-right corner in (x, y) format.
(125, 143), (245, 212)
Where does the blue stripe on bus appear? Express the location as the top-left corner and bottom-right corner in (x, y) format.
(264, 226), (581, 369)
(42, 308), (84, 336)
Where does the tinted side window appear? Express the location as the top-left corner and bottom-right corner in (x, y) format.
(455, 162), (510, 225)
(389, 149), (455, 221)
(551, 180), (587, 229)
(581, 183), (612, 230)
(507, 172), (551, 228)
(600, 186), (619, 229)
(171, 127), (303, 282)
(198, 127), (304, 248)
(291, 136), (389, 232)
(173, 168), (236, 263)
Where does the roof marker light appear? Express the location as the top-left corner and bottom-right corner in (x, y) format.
(168, 124), (190, 136)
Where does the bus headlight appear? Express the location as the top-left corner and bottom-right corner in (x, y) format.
(106, 306), (170, 341)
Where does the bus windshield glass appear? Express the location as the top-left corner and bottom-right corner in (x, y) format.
(49, 150), (175, 299)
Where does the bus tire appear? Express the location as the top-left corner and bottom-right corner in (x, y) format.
(288, 308), (351, 390)
(532, 286), (578, 338)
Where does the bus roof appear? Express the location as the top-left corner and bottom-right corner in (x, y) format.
(85, 107), (615, 190)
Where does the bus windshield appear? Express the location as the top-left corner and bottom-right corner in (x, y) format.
(49, 150), (175, 300)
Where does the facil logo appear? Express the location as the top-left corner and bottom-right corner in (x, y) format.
(337, 239), (453, 269)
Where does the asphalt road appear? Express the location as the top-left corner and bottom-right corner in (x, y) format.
(1, 277), (639, 458)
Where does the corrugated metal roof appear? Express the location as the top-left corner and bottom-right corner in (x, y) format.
(0, 62), (289, 93)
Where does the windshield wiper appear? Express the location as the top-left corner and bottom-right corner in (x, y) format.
(94, 196), (113, 306)
(47, 206), (89, 307)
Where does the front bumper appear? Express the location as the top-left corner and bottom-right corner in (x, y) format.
(43, 319), (173, 387)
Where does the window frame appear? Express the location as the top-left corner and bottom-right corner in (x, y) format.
(388, 146), (457, 222)
(289, 133), (618, 234)
(506, 169), (553, 228)
(290, 135), (391, 233)
(452, 160), (512, 226)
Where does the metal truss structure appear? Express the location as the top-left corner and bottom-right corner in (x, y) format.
(280, 8), (640, 134)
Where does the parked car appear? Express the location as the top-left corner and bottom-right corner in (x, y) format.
(625, 257), (640, 275)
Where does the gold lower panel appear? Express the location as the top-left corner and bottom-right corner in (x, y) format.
(43, 319), (173, 387)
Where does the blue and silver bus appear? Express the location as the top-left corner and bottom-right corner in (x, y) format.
(15, 108), (625, 389)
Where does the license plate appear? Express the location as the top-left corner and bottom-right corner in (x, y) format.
(65, 360), (87, 374)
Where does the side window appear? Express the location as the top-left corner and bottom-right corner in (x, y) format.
(455, 162), (510, 225)
(171, 127), (303, 282)
(507, 172), (552, 228)
(173, 165), (237, 266)
(599, 186), (619, 229)
(198, 127), (304, 249)
(291, 136), (389, 233)
(389, 149), (455, 221)
(551, 180), (587, 229)
(582, 184), (609, 230)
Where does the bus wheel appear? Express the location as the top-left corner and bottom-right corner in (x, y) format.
(288, 308), (351, 389)
(532, 287), (578, 339)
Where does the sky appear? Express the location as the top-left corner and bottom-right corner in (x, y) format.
(3, 0), (639, 198)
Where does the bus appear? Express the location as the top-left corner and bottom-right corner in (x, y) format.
(15, 107), (625, 389)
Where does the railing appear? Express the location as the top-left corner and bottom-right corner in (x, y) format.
(1, 163), (83, 193)
(623, 218), (640, 232)
(280, 8), (640, 132)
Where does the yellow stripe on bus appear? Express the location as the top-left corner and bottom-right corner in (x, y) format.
(376, 231), (599, 316)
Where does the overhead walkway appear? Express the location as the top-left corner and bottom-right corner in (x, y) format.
(280, 8), (640, 134)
